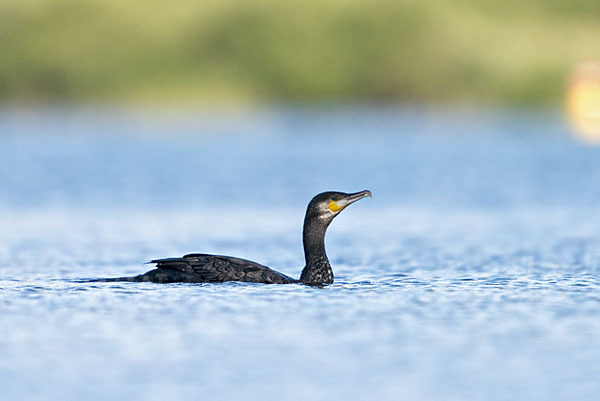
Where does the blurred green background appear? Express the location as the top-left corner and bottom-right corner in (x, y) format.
(1, 0), (598, 106)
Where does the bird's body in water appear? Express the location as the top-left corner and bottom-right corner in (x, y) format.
(100, 190), (371, 285)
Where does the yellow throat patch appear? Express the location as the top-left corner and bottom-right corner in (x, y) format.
(328, 200), (343, 213)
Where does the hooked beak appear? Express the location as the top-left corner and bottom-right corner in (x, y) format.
(336, 190), (372, 210)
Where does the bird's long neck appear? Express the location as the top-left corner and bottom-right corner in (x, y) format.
(299, 215), (333, 284)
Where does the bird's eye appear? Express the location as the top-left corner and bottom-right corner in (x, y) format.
(331, 195), (339, 201)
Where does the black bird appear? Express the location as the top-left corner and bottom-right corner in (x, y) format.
(102, 190), (371, 285)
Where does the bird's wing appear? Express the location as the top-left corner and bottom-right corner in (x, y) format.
(150, 253), (296, 283)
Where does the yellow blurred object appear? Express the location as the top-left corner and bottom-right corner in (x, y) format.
(568, 62), (600, 143)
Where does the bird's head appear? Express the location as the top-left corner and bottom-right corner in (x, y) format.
(306, 190), (372, 223)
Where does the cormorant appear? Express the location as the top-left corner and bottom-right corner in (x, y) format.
(102, 190), (371, 285)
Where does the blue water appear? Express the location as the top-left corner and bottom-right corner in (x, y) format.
(1, 106), (599, 400)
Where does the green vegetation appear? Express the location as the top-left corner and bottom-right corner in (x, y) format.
(1, 0), (599, 105)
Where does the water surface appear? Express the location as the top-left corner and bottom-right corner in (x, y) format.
(1, 107), (599, 400)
